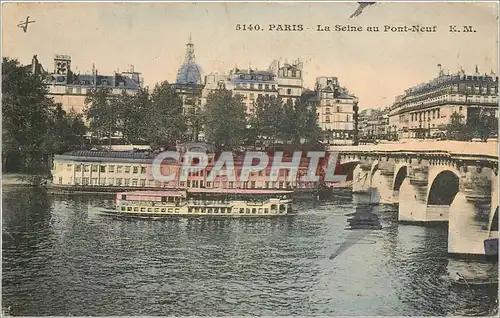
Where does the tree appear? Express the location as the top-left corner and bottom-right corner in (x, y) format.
(2, 57), (53, 176)
(254, 95), (285, 147)
(146, 81), (186, 148)
(84, 87), (119, 146)
(2, 57), (86, 183)
(203, 88), (247, 150)
(473, 109), (498, 141)
(47, 104), (86, 154)
(118, 88), (151, 144)
(446, 112), (470, 141)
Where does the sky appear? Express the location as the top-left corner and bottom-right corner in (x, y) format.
(2, 1), (499, 109)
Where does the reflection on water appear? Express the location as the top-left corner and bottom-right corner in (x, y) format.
(329, 203), (383, 260)
(2, 188), (498, 316)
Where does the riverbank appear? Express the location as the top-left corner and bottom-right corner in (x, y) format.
(2, 174), (34, 186)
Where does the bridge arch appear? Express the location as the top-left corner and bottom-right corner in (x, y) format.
(427, 170), (460, 206)
(490, 206), (498, 232)
(370, 160), (379, 186)
(393, 165), (408, 192)
(338, 161), (360, 181)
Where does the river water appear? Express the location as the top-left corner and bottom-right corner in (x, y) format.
(2, 187), (498, 316)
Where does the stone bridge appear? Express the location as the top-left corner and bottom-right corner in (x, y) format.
(330, 140), (498, 259)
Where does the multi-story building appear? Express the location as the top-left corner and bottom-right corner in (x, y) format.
(200, 73), (231, 108)
(272, 60), (304, 104)
(314, 77), (358, 145)
(202, 67), (280, 116)
(229, 67), (279, 115)
(358, 108), (390, 141)
(35, 54), (142, 115)
(388, 66), (499, 139)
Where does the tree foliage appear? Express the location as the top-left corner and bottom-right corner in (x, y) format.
(2, 57), (86, 179)
(446, 111), (498, 141)
(84, 87), (118, 142)
(203, 88), (247, 150)
(251, 95), (320, 147)
(119, 88), (151, 143)
(146, 81), (186, 148)
(445, 112), (470, 141)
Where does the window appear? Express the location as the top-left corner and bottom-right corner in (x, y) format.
(124, 166), (131, 173)
(92, 165), (98, 172)
(250, 93), (255, 100)
(133, 166), (138, 174)
(91, 178), (98, 185)
(99, 178), (106, 185)
(108, 178), (114, 185)
(132, 180), (138, 187)
(124, 178), (130, 186)
(58, 177), (63, 184)
(258, 84), (263, 90)
(67, 164), (72, 171)
(75, 165), (81, 172)
(109, 165), (115, 173)
(229, 181), (234, 188)
(141, 167), (146, 174)
(84, 165), (90, 172)
(325, 108), (330, 114)
(75, 177), (81, 185)
(292, 70), (296, 77)
(250, 83), (255, 89)
(116, 178), (122, 186)
(287, 89), (292, 95)
(83, 177), (89, 185)
(346, 115), (350, 122)
(265, 84), (269, 90)
(325, 115), (330, 123)
(117, 166), (123, 173)
(337, 106), (341, 112)
(100, 166), (106, 173)
(140, 179), (146, 187)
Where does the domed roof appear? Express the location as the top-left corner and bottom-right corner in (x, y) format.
(175, 34), (202, 85)
(176, 61), (202, 85)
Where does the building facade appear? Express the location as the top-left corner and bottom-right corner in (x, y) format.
(229, 68), (279, 115)
(358, 108), (390, 141)
(314, 77), (358, 145)
(51, 144), (324, 190)
(274, 60), (304, 104)
(388, 67), (499, 139)
(36, 54), (142, 115)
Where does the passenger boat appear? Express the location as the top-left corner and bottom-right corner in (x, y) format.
(94, 188), (294, 218)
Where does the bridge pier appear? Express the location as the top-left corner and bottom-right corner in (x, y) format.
(398, 164), (430, 223)
(352, 162), (380, 205)
(371, 159), (396, 204)
(448, 166), (496, 258)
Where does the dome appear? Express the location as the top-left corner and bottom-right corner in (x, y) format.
(176, 62), (202, 85)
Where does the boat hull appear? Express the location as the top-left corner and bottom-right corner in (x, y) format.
(91, 207), (295, 219)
